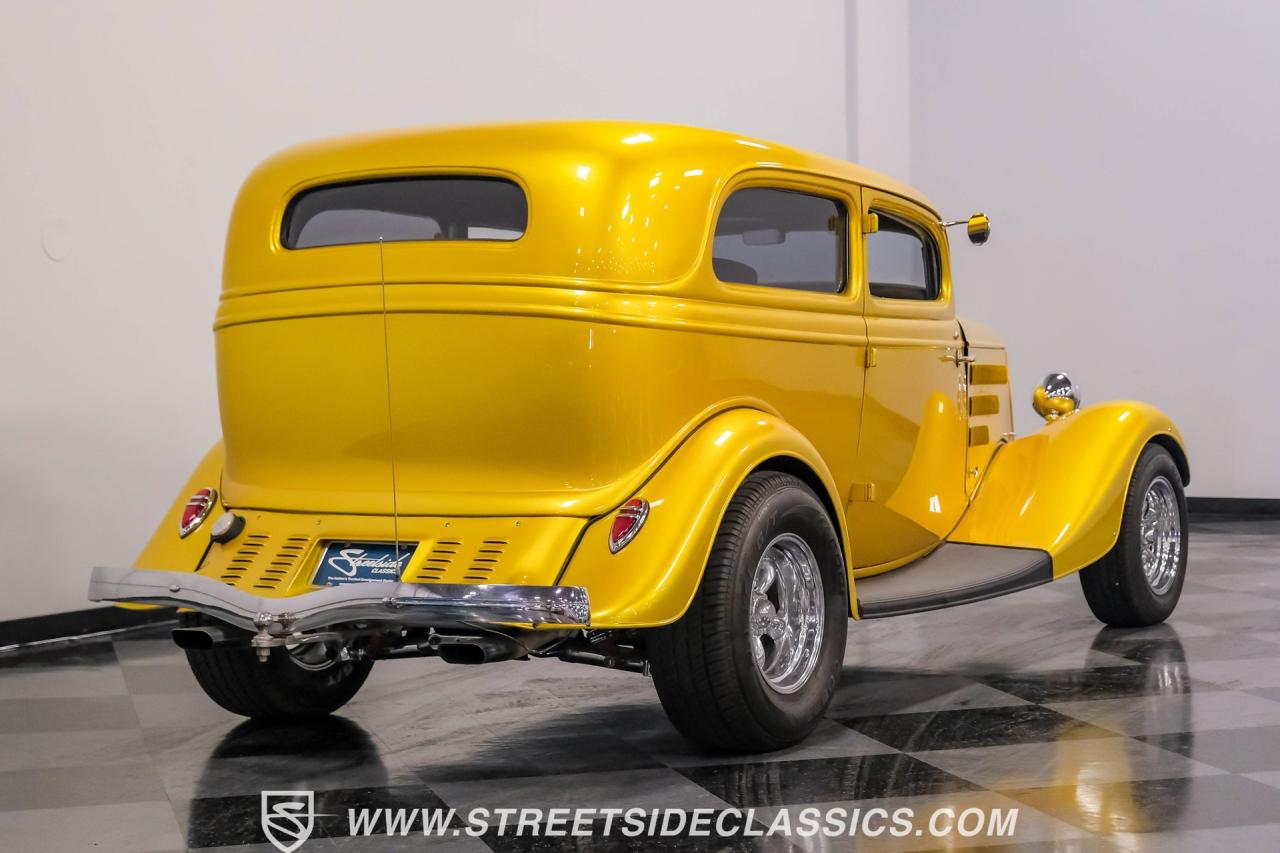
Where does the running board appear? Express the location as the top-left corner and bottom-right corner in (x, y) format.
(855, 543), (1053, 619)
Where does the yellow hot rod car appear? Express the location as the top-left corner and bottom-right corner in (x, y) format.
(89, 121), (1189, 752)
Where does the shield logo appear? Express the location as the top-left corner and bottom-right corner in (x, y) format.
(261, 790), (316, 853)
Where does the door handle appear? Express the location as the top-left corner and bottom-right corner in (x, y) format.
(952, 352), (977, 365)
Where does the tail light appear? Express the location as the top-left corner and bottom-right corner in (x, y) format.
(179, 488), (217, 538)
(608, 498), (650, 554)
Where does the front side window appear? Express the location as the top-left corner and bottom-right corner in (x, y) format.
(282, 177), (527, 249)
(866, 213), (939, 300)
(712, 187), (846, 294)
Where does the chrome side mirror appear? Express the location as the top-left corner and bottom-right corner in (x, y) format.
(1032, 373), (1081, 421)
(940, 212), (991, 246)
(965, 212), (990, 245)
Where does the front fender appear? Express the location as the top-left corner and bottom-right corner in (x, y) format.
(949, 401), (1188, 577)
(557, 408), (851, 628)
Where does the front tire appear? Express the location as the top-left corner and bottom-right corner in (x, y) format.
(180, 613), (373, 721)
(1079, 445), (1188, 627)
(648, 471), (847, 752)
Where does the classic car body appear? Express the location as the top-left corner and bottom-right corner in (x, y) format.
(90, 122), (1190, 750)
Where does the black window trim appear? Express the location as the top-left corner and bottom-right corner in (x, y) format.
(710, 184), (850, 296)
(866, 209), (942, 302)
(279, 174), (529, 250)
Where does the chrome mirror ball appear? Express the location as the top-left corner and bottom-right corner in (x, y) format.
(1033, 372), (1081, 421)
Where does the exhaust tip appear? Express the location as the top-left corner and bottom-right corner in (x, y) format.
(437, 644), (487, 665)
(172, 627), (215, 650)
(172, 626), (239, 650)
(431, 634), (524, 665)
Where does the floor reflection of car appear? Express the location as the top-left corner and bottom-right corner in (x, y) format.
(1011, 626), (1192, 835)
(185, 718), (386, 849)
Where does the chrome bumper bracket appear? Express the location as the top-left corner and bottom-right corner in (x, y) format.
(88, 566), (591, 637)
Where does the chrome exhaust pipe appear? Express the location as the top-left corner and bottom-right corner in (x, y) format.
(172, 625), (242, 650)
(428, 633), (526, 665)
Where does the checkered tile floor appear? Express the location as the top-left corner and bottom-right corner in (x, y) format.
(2, 519), (1280, 851)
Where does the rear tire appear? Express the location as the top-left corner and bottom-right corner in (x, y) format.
(648, 471), (847, 752)
(180, 613), (373, 721)
(1079, 445), (1188, 627)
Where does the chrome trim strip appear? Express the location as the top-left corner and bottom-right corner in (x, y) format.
(88, 567), (591, 636)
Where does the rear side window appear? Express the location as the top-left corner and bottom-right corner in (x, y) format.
(282, 177), (527, 249)
(712, 188), (846, 293)
(866, 213), (939, 300)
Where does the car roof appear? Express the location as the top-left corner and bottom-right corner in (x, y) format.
(249, 120), (936, 214)
(222, 121), (938, 295)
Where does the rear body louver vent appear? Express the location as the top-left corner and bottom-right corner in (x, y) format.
(404, 537), (509, 584)
(218, 533), (312, 591)
(465, 538), (509, 582)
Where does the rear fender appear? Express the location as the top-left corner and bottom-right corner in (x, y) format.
(557, 408), (851, 628)
(134, 441), (225, 575)
(949, 402), (1188, 577)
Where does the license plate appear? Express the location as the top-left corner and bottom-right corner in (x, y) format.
(312, 541), (416, 586)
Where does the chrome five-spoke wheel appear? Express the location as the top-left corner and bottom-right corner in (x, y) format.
(749, 532), (825, 694)
(1079, 445), (1188, 627)
(648, 471), (845, 751)
(1141, 475), (1182, 595)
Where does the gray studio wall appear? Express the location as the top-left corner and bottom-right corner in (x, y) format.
(904, 0), (1280, 498)
(0, 0), (849, 622)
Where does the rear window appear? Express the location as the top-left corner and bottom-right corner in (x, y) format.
(712, 187), (846, 294)
(282, 177), (527, 249)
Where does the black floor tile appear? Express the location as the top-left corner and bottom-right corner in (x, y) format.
(193, 717), (386, 760)
(0, 638), (118, 669)
(978, 664), (1206, 704)
(675, 754), (979, 807)
(836, 704), (1122, 752)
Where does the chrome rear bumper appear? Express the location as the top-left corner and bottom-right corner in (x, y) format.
(88, 566), (591, 638)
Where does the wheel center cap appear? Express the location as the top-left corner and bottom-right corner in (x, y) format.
(751, 595), (777, 633)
